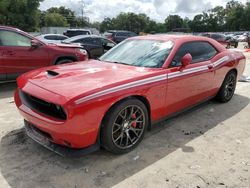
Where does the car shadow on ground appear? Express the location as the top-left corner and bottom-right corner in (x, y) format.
(0, 83), (17, 99)
(0, 94), (249, 188)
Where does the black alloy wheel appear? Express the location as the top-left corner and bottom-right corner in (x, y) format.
(102, 99), (148, 154)
(215, 71), (237, 103)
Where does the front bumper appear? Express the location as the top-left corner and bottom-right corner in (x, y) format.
(25, 120), (99, 157)
(15, 86), (100, 149)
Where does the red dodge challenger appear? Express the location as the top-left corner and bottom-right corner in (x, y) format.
(14, 35), (246, 156)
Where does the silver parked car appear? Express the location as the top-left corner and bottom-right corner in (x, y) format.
(36, 34), (69, 44)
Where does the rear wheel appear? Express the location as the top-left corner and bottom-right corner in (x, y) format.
(55, 58), (73, 65)
(215, 71), (237, 103)
(86, 50), (91, 59)
(102, 99), (148, 154)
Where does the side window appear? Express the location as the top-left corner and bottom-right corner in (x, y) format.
(80, 37), (92, 43)
(129, 32), (137, 37)
(170, 41), (217, 67)
(101, 38), (115, 47)
(0, 30), (31, 47)
(201, 33), (210, 38)
(116, 32), (127, 37)
(80, 37), (101, 45)
(57, 36), (68, 40)
(91, 38), (102, 45)
(44, 35), (57, 40)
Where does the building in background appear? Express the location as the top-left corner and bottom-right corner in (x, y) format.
(41, 27), (99, 35)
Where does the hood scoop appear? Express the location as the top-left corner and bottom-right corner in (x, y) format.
(46, 70), (59, 77)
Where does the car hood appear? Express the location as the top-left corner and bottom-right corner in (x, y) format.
(48, 43), (81, 48)
(19, 60), (160, 102)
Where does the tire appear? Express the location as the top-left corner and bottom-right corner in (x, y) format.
(215, 71), (237, 103)
(55, 58), (73, 65)
(234, 43), (238, 48)
(86, 50), (91, 59)
(101, 99), (148, 154)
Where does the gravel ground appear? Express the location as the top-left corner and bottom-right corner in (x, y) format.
(0, 48), (249, 188)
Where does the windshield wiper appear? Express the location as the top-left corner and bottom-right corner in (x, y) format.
(102, 60), (130, 66)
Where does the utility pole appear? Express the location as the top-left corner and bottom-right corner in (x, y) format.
(81, 0), (85, 27)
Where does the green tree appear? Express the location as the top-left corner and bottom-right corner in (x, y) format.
(209, 6), (226, 31)
(243, 2), (250, 30)
(164, 15), (184, 31)
(0, 0), (42, 31)
(46, 6), (76, 27)
(44, 13), (68, 27)
(111, 12), (149, 33)
(224, 0), (245, 31)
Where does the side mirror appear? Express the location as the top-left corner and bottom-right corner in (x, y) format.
(181, 53), (192, 68)
(31, 40), (41, 48)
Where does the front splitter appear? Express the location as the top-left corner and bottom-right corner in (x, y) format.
(24, 121), (100, 157)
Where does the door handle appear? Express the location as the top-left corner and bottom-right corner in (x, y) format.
(208, 65), (213, 69)
(3, 50), (15, 56)
(7, 51), (15, 55)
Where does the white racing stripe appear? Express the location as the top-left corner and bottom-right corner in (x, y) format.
(75, 56), (229, 104)
(168, 65), (208, 79)
(213, 56), (230, 67)
(75, 74), (167, 104)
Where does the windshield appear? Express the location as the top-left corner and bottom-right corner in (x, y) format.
(99, 39), (174, 68)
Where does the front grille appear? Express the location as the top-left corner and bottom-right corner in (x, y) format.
(19, 90), (67, 120)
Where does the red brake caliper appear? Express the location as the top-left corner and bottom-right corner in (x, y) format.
(131, 114), (137, 128)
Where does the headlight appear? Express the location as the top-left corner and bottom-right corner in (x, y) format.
(79, 48), (87, 55)
(53, 104), (67, 120)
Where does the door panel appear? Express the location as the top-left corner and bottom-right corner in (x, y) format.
(166, 62), (214, 116)
(88, 45), (103, 58)
(0, 46), (6, 81)
(0, 30), (49, 80)
(81, 38), (104, 58)
(3, 46), (49, 76)
(164, 41), (217, 116)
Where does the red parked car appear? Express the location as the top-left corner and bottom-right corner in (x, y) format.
(15, 35), (246, 156)
(0, 26), (88, 82)
(200, 33), (230, 48)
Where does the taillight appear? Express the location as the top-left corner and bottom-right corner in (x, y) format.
(107, 35), (113, 41)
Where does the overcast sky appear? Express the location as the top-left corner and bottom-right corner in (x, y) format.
(39, 0), (248, 22)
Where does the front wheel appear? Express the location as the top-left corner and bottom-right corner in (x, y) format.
(101, 99), (148, 154)
(215, 71), (237, 103)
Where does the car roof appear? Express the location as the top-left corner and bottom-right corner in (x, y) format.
(67, 35), (103, 39)
(42, 34), (65, 36)
(129, 34), (226, 52)
(107, 30), (132, 33)
(0, 25), (23, 32)
(66, 29), (91, 31)
(63, 34), (110, 42)
(131, 34), (209, 41)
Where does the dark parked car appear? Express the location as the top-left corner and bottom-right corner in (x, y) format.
(62, 35), (116, 59)
(200, 33), (230, 48)
(225, 35), (239, 48)
(63, 29), (92, 37)
(0, 26), (87, 83)
(104, 30), (137, 43)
